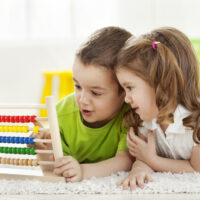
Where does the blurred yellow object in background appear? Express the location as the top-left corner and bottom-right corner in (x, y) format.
(40, 70), (74, 117)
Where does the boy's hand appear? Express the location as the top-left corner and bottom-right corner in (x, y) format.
(29, 121), (51, 150)
(54, 156), (83, 182)
(127, 127), (157, 165)
(116, 165), (152, 190)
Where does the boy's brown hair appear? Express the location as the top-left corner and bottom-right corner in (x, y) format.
(76, 27), (132, 92)
(116, 27), (200, 143)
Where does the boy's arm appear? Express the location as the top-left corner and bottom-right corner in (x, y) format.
(149, 145), (200, 173)
(81, 151), (134, 179)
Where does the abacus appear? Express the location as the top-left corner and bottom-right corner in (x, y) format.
(0, 96), (65, 182)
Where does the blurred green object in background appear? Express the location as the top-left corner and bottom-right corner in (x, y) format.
(191, 39), (200, 59)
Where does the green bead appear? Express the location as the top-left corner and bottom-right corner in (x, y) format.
(16, 148), (21, 154)
(4, 147), (9, 153)
(8, 147), (12, 154)
(11, 147), (16, 154)
(30, 148), (35, 155)
(21, 148), (26, 154)
(26, 148), (30, 155)
(0, 147), (3, 153)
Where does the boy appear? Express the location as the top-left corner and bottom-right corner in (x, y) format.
(40, 27), (133, 182)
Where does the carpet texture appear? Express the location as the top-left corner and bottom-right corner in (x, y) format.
(0, 172), (200, 194)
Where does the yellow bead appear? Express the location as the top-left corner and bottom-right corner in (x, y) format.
(19, 126), (24, 132)
(13, 126), (18, 132)
(33, 126), (39, 134)
(0, 126), (3, 132)
(4, 126), (9, 132)
(9, 126), (13, 132)
(23, 126), (28, 133)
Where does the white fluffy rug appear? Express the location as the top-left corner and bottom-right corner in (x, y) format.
(0, 172), (200, 195)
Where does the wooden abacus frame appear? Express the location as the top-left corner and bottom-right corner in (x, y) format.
(0, 96), (65, 182)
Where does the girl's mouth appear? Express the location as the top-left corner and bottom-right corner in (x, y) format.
(82, 109), (93, 116)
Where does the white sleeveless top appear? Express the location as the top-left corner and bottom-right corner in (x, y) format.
(139, 104), (196, 160)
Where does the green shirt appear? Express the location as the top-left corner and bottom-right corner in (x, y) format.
(56, 93), (130, 163)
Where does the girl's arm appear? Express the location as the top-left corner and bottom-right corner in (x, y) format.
(127, 127), (200, 173)
(81, 151), (134, 179)
(150, 145), (200, 173)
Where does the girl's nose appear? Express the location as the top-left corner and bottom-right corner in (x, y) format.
(125, 94), (133, 104)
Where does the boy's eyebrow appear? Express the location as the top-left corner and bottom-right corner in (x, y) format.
(122, 82), (132, 86)
(73, 77), (106, 91)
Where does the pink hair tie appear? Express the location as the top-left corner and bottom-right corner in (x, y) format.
(152, 41), (160, 50)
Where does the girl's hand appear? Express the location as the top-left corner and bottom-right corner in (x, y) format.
(117, 165), (152, 190)
(54, 156), (83, 182)
(127, 127), (157, 165)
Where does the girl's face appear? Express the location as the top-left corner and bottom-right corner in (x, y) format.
(116, 68), (159, 121)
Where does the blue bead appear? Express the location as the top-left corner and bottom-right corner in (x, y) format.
(30, 137), (35, 144)
(11, 137), (15, 143)
(0, 137), (2, 143)
(25, 137), (29, 144)
(2, 137), (6, 143)
(20, 137), (25, 144)
(16, 137), (20, 143)
(6, 137), (11, 143)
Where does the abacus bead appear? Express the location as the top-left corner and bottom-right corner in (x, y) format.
(6, 158), (10, 164)
(23, 126), (28, 133)
(16, 137), (20, 143)
(2, 137), (6, 143)
(26, 148), (30, 154)
(30, 115), (36, 122)
(1, 158), (6, 164)
(20, 116), (25, 123)
(15, 116), (19, 123)
(30, 148), (35, 155)
(28, 159), (32, 166)
(0, 116), (1, 122)
(20, 137), (25, 144)
(30, 137), (35, 144)
(0, 147), (3, 152)
(16, 159), (20, 165)
(25, 137), (29, 144)
(24, 116), (29, 122)
(21, 148), (26, 154)
(0, 137), (2, 143)
(2, 116), (6, 122)
(4, 147), (9, 153)
(32, 159), (38, 166)
(16, 148), (21, 154)
(6, 116), (10, 122)
(6, 137), (11, 143)
(8, 148), (12, 154)
(10, 158), (14, 165)
(4, 126), (9, 132)
(8, 126), (13, 132)
(11, 137), (15, 143)
(12, 147), (17, 154)
(11, 116), (15, 123)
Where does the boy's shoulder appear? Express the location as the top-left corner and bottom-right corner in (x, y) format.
(56, 93), (79, 117)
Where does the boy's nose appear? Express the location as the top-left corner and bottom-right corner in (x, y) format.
(79, 92), (89, 105)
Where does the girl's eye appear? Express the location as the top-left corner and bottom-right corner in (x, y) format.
(92, 91), (101, 96)
(126, 86), (133, 91)
(75, 84), (81, 89)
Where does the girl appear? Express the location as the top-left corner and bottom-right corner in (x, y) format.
(115, 27), (200, 190)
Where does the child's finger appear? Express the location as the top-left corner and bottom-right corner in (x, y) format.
(54, 157), (72, 168)
(145, 174), (153, 182)
(116, 179), (124, 187)
(130, 178), (136, 191)
(122, 178), (130, 190)
(136, 176), (144, 189)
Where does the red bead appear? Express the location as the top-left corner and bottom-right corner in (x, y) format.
(5, 116), (10, 122)
(0, 116), (2, 122)
(24, 116), (30, 123)
(11, 116), (15, 123)
(15, 116), (20, 123)
(30, 115), (36, 122)
(20, 116), (25, 123)
(2, 116), (6, 122)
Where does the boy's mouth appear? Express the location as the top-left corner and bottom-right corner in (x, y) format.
(82, 109), (93, 116)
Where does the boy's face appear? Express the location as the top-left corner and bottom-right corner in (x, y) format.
(72, 58), (125, 128)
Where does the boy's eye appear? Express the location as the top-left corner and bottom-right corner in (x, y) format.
(75, 84), (81, 89)
(92, 91), (101, 96)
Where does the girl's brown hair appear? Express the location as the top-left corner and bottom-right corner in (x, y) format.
(116, 27), (200, 143)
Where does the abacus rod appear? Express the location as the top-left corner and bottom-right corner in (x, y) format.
(34, 139), (52, 143)
(35, 117), (48, 121)
(0, 104), (47, 109)
(38, 161), (54, 165)
(35, 149), (53, 154)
